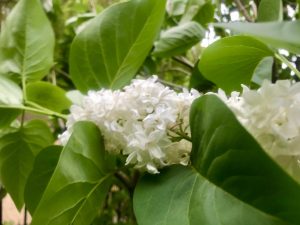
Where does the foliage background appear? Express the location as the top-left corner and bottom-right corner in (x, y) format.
(0, 0), (300, 224)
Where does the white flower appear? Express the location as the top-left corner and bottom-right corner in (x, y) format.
(60, 76), (201, 173)
(217, 80), (300, 180)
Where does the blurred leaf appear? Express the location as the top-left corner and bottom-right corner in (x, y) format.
(66, 90), (84, 105)
(180, 0), (206, 23)
(214, 21), (300, 54)
(70, 0), (166, 92)
(0, 76), (22, 106)
(0, 109), (21, 129)
(31, 121), (115, 225)
(257, 0), (283, 22)
(0, 0), (55, 83)
(24, 145), (62, 214)
(0, 120), (54, 210)
(153, 21), (205, 58)
(189, 62), (215, 91)
(199, 36), (273, 92)
(193, 2), (215, 27)
(0, 76), (22, 127)
(166, 0), (188, 16)
(26, 81), (71, 113)
(252, 56), (273, 85)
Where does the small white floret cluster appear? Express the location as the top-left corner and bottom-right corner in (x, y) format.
(217, 80), (300, 179)
(60, 76), (200, 173)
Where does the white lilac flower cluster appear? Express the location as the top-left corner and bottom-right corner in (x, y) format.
(217, 80), (300, 179)
(60, 76), (200, 174)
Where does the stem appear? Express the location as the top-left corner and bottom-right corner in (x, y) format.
(233, 0), (254, 22)
(20, 110), (26, 128)
(275, 53), (300, 79)
(115, 171), (134, 197)
(25, 101), (68, 119)
(158, 78), (185, 91)
(24, 207), (27, 225)
(172, 57), (194, 70)
(0, 105), (68, 119)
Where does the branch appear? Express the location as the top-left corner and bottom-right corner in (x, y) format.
(172, 57), (194, 70)
(233, 0), (254, 22)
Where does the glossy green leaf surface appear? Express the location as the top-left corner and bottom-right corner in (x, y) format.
(134, 166), (286, 225)
(214, 21), (300, 54)
(0, 120), (54, 210)
(257, 0), (283, 22)
(134, 95), (300, 225)
(26, 81), (72, 113)
(24, 145), (62, 214)
(198, 36), (273, 92)
(190, 95), (300, 224)
(31, 121), (115, 225)
(0, 0), (55, 82)
(153, 21), (205, 58)
(70, 0), (166, 92)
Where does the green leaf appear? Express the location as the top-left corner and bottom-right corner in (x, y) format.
(134, 95), (300, 224)
(24, 145), (62, 214)
(134, 166), (287, 225)
(190, 95), (300, 224)
(153, 21), (205, 58)
(257, 0), (283, 22)
(166, 0), (188, 16)
(180, 0), (206, 23)
(0, 76), (22, 106)
(70, 0), (166, 92)
(189, 61), (215, 92)
(192, 2), (215, 27)
(26, 81), (72, 113)
(31, 121), (115, 225)
(214, 21), (300, 55)
(252, 56), (273, 85)
(0, 120), (54, 210)
(198, 36), (273, 92)
(0, 0), (55, 83)
(0, 109), (21, 128)
(0, 76), (22, 127)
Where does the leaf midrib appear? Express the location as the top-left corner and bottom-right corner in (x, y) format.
(109, 1), (161, 88)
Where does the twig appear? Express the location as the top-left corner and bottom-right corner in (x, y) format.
(233, 0), (254, 22)
(275, 53), (300, 79)
(158, 78), (185, 91)
(172, 57), (194, 70)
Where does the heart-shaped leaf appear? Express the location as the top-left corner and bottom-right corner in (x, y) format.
(134, 95), (300, 225)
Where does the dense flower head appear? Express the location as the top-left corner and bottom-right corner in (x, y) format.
(217, 80), (300, 179)
(60, 76), (200, 173)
